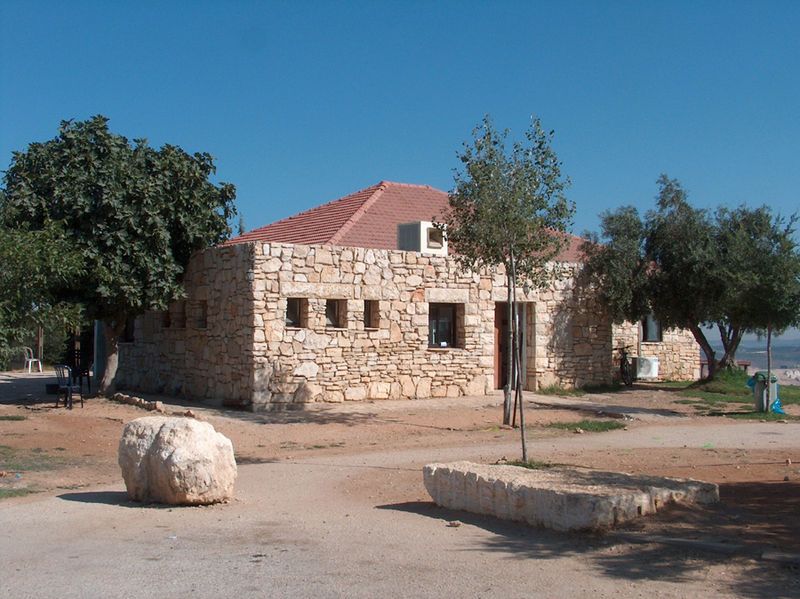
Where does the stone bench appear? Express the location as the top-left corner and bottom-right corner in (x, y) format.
(423, 461), (718, 531)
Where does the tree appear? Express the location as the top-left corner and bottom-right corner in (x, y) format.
(1, 116), (236, 392)
(440, 115), (574, 458)
(737, 211), (800, 409)
(0, 222), (83, 367)
(584, 175), (800, 380)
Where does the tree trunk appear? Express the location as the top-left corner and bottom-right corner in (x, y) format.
(511, 252), (527, 461)
(717, 323), (743, 370)
(503, 270), (514, 425)
(99, 318), (126, 395)
(688, 323), (717, 380)
(765, 324), (773, 412)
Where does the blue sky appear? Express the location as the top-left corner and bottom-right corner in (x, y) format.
(1, 1), (799, 340)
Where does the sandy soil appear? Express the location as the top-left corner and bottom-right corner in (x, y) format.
(2, 371), (799, 597)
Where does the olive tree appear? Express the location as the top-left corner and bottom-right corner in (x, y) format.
(439, 115), (574, 458)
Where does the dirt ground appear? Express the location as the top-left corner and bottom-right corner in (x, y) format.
(2, 372), (799, 553)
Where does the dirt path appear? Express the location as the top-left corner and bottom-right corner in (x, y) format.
(1, 372), (799, 597)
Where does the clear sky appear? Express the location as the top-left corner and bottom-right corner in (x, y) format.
(2, 0), (798, 236)
(3, 1), (798, 341)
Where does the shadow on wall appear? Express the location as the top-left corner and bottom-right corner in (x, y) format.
(547, 267), (613, 388)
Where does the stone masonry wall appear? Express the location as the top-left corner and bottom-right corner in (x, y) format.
(117, 243), (257, 405)
(118, 241), (618, 408)
(612, 322), (700, 381)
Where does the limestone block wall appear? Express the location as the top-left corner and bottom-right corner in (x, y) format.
(250, 242), (496, 406)
(507, 267), (613, 390)
(117, 243), (257, 405)
(117, 240), (620, 407)
(612, 322), (700, 381)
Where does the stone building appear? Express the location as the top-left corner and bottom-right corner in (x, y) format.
(117, 181), (699, 409)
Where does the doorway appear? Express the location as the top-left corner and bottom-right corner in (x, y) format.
(494, 302), (527, 390)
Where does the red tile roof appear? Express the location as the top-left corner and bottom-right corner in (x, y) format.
(225, 180), (586, 261)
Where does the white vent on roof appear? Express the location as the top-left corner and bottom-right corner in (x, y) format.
(636, 357), (659, 380)
(397, 221), (448, 256)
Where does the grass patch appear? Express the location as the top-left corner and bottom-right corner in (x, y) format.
(0, 415), (26, 421)
(507, 459), (554, 470)
(0, 488), (37, 500)
(0, 445), (68, 472)
(546, 419), (626, 432)
(678, 368), (800, 407)
(722, 411), (799, 421)
(536, 385), (585, 397)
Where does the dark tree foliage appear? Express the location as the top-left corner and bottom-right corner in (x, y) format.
(1, 116), (236, 392)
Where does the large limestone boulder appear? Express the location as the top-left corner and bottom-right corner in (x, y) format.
(118, 416), (237, 505)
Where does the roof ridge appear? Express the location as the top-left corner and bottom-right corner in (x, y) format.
(378, 180), (443, 191)
(329, 181), (389, 245)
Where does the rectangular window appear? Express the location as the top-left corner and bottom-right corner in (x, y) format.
(641, 314), (662, 342)
(173, 300), (187, 329)
(196, 300), (208, 329)
(286, 298), (307, 328)
(162, 310), (171, 329)
(363, 300), (379, 329)
(326, 299), (346, 328)
(120, 316), (136, 343)
(429, 303), (459, 348)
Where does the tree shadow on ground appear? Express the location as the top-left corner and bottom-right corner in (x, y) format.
(378, 498), (799, 598)
(530, 398), (684, 419)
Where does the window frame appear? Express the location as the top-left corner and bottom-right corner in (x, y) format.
(641, 313), (663, 343)
(428, 302), (460, 349)
(325, 299), (347, 329)
(363, 300), (379, 329)
(286, 297), (308, 328)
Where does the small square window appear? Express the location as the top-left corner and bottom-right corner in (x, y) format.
(326, 299), (346, 328)
(286, 298), (308, 328)
(364, 300), (379, 329)
(641, 314), (662, 342)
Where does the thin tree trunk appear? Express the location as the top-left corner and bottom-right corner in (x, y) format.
(510, 251), (527, 461)
(503, 269), (514, 425)
(99, 318), (125, 395)
(765, 324), (772, 412)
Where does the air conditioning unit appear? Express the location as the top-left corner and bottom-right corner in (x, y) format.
(397, 221), (448, 256)
(636, 356), (659, 380)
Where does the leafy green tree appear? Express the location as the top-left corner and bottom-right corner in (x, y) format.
(1, 116), (236, 392)
(584, 175), (800, 380)
(0, 222), (83, 367)
(440, 115), (574, 457)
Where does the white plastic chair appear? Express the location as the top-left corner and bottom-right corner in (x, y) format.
(23, 347), (42, 373)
